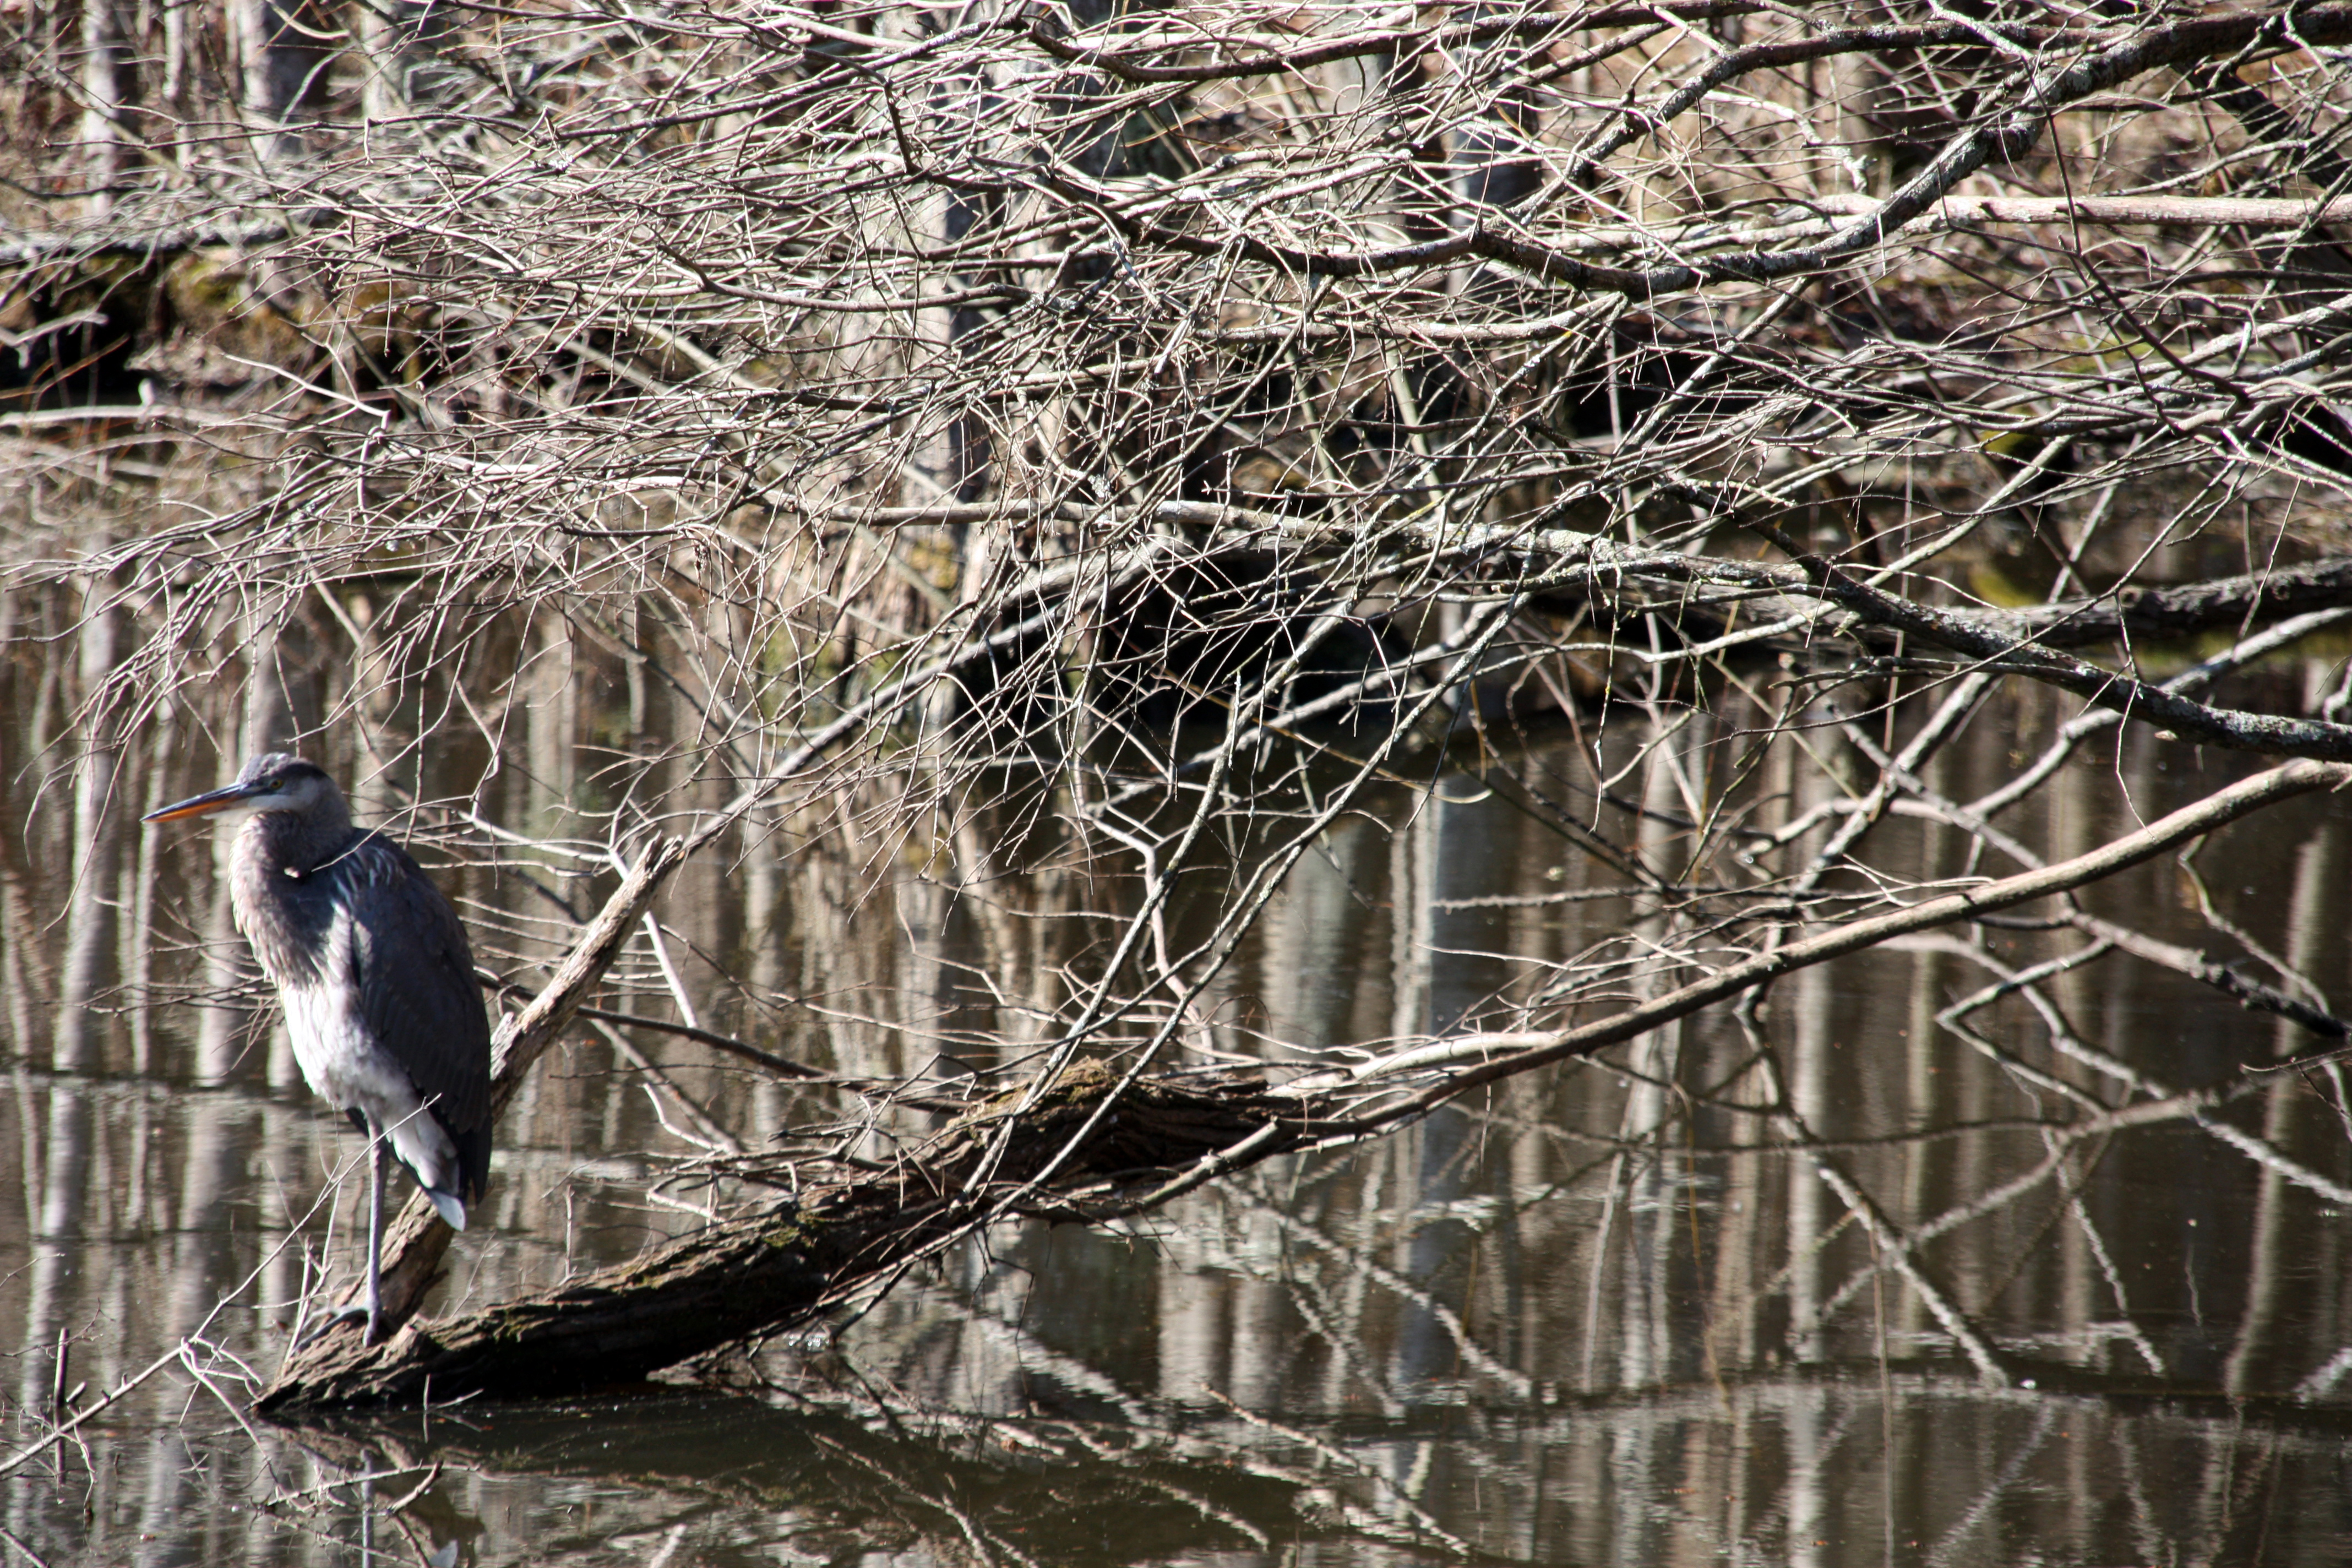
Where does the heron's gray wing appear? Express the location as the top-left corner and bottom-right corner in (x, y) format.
(337, 834), (494, 1186)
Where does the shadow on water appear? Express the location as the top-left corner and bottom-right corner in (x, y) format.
(9, 606), (2352, 1563)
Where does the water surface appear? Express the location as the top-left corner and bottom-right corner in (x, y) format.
(8, 647), (2352, 1565)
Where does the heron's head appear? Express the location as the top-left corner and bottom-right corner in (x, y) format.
(144, 754), (344, 825)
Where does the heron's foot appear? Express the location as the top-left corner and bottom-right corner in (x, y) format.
(293, 1303), (386, 1350)
(292, 1304), (367, 1351)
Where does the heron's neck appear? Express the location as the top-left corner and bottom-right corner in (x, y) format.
(249, 801), (357, 869)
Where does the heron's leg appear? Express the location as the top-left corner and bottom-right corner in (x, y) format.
(291, 1125), (388, 1348)
(364, 1118), (388, 1346)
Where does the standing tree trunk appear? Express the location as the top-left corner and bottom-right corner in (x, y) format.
(237, 0), (328, 162)
(78, 0), (119, 214)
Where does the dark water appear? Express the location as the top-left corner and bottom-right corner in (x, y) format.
(9, 654), (2352, 1565)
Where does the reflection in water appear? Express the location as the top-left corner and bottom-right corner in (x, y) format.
(6, 628), (2352, 1564)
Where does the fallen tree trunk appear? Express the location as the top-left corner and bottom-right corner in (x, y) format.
(258, 1059), (1328, 1410)
(256, 759), (2351, 1413)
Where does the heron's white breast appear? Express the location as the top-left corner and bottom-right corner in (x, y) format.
(280, 973), (463, 1200)
(281, 976), (416, 1124)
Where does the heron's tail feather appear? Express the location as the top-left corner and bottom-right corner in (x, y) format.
(426, 1189), (468, 1231)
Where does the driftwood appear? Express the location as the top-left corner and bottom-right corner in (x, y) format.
(255, 760), (2351, 1413)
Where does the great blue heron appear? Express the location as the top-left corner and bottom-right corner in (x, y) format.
(146, 753), (492, 1345)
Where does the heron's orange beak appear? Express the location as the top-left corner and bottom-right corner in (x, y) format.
(144, 781), (266, 823)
